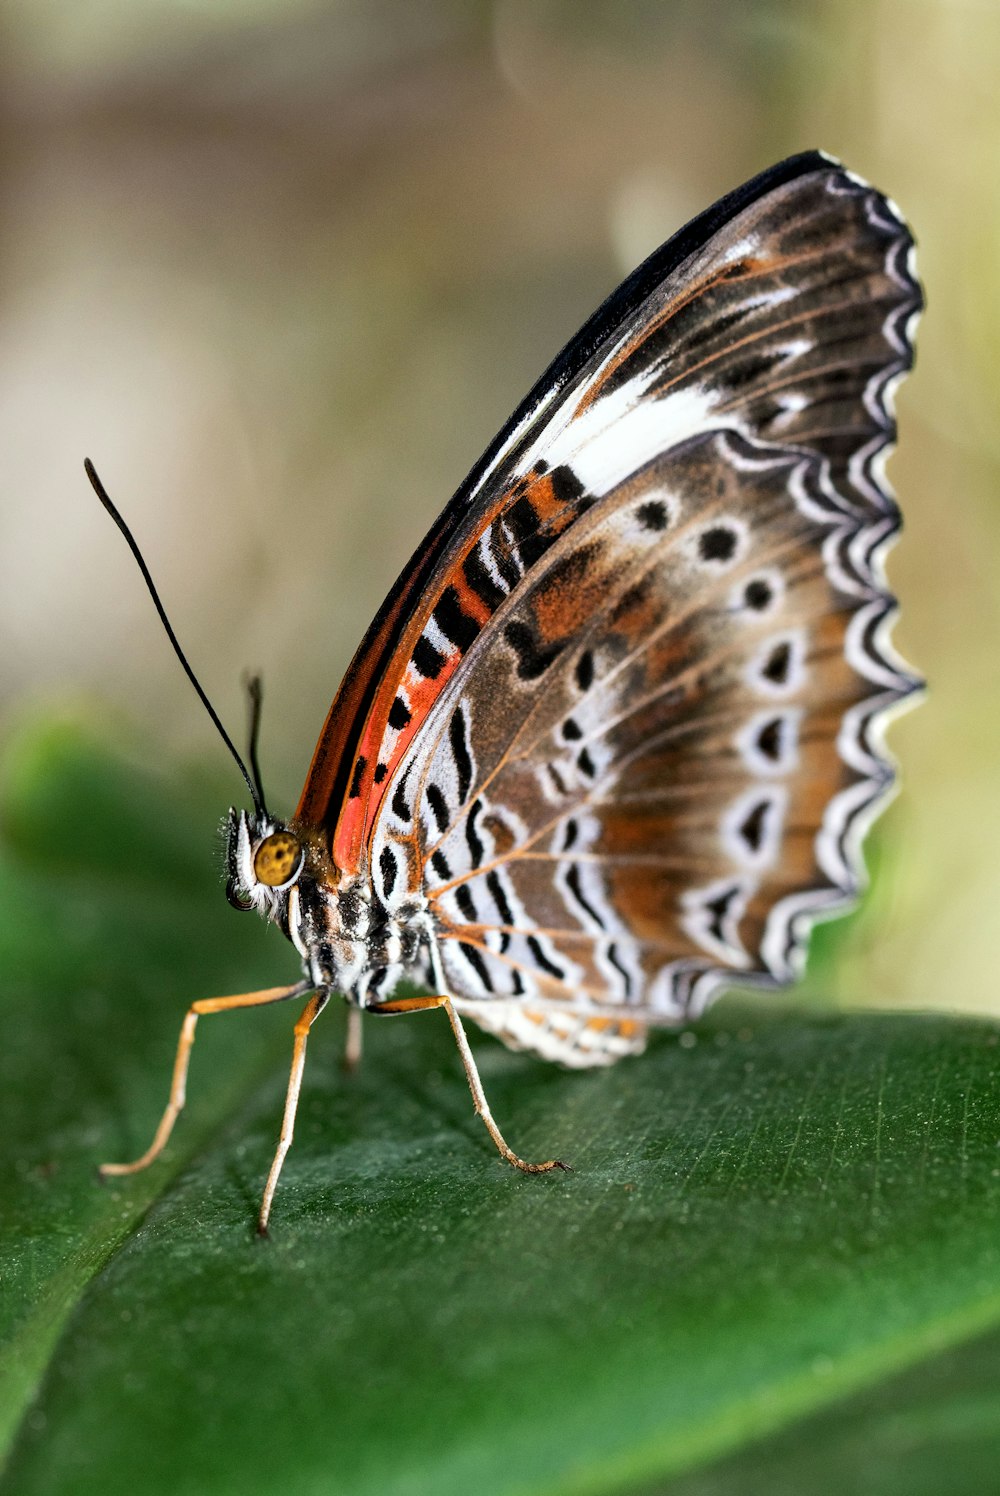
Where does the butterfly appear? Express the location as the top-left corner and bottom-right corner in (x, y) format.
(88, 149), (921, 1233)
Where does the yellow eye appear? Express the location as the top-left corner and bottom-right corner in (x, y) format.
(253, 831), (303, 889)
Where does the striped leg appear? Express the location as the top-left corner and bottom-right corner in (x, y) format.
(257, 989), (330, 1235)
(100, 981), (310, 1179)
(371, 992), (569, 1176)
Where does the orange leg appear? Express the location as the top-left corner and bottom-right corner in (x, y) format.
(257, 989), (329, 1235)
(100, 982), (309, 1180)
(371, 994), (569, 1175)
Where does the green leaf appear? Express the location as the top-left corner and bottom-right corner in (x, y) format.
(1, 717), (999, 1496)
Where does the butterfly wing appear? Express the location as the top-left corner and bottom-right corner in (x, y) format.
(297, 151), (921, 1064)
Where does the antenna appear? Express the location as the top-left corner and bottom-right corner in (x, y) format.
(84, 459), (266, 819)
(244, 672), (268, 815)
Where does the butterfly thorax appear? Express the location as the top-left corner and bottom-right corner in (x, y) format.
(224, 808), (429, 1004)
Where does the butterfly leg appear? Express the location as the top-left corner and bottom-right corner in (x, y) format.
(371, 992), (569, 1175)
(100, 981), (310, 1180)
(442, 999), (570, 1175)
(342, 1005), (363, 1072)
(257, 989), (330, 1236)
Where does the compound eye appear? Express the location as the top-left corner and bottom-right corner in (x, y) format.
(253, 831), (303, 889)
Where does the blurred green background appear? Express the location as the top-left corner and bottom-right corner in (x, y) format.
(0, 0), (996, 1017)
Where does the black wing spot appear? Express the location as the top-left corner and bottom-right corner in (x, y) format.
(738, 800), (770, 854)
(636, 499), (670, 531)
(726, 348), (778, 389)
(426, 783), (450, 834)
(549, 465), (585, 506)
(744, 578), (773, 612)
(565, 863), (604, 930)
(388, 696), (412, 731)
(561, 817), (579, 851)
(561, 717), (583, 741)
(433, 586), (480, 651)
(506, 495), (552, 570)
(463, 547), (506, 612)
(699, 525), (738, 563)
(527, 935), (565, 980)
(756, 717), (783, 761)
(460, 942), (494, 992)
(465, 797), (485, 868)
(373, 762), (388, 785)
(606, 941), (632, 998)
(506, 494), (538, 536)
(379, 847), (398, 899)
(612, 573), (654, 620)
(703, 884), (742, 944)
(546, 543), (598, 594)
(575, 649), (595, 693)
(455, 884), (477, 923)
(492, 527), (522, 590)
(431, 849), (451, 880)
(486, 869), (516, 926)
(762, 641), (792, 685)
(391, 765), (412, 823)
(504, 620), (565, 680)
(449, 708), (473, 804)
(577, 747), (596, 779)
(547, 762), (568, 796)
(349, 756), (367, 799)
(412, 634), (446, 680)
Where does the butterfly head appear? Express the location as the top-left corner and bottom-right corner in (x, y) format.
(225, 807), (305, 917)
